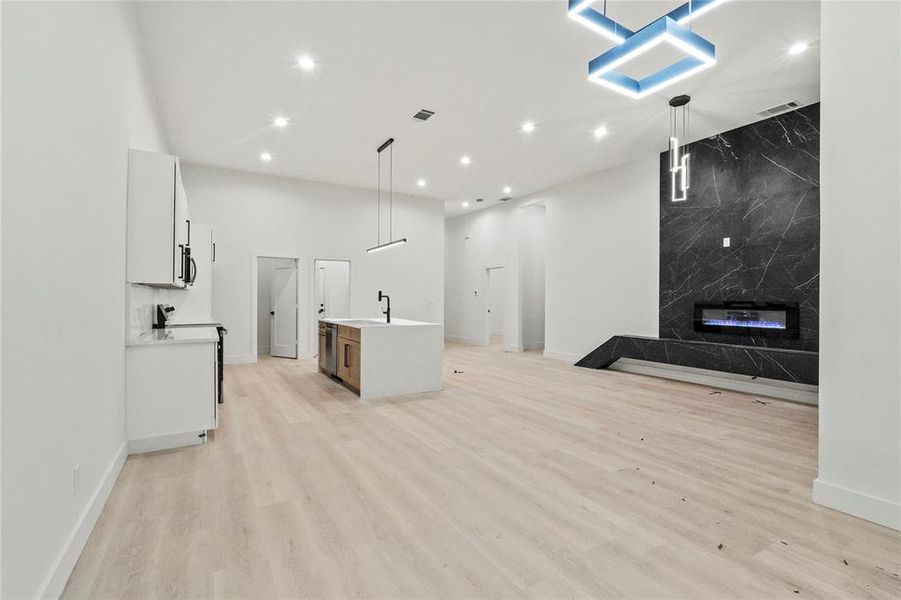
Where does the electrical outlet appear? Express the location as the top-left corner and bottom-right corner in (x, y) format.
(723, 237), (731, 248)
(72, 464), (80, 496)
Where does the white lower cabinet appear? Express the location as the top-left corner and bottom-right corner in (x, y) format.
(126, 336), (218, 453)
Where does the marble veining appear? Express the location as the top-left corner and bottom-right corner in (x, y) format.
(659, 104), (820, 352)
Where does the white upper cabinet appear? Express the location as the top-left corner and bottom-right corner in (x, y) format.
(127, 149), (192, 288)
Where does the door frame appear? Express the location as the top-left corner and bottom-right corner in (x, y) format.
(483, 264), (505, 347)
(251, 252), (301, 363)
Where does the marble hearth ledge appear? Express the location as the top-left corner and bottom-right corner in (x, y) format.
(575, 335), (818, 386)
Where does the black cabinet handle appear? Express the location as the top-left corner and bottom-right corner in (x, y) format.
(212, 242), (216, 262)
(186, 219), (191, 245)
(344, 344), (349, 368)
(269, 310), (275, 316)
(178, 245), (184, 279)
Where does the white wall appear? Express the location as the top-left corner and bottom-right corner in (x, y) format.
(1, 2), (168, 597)
(815, 0), (901, 531)
(445, 206), (520, 348)
(544, 157), (660, 361)
(445, 156), (659, 361)
(315, 259), (351, 319)
(519, 205), (546, 350)
(180, 163), (444, 363)
(257, 257), (296, 354)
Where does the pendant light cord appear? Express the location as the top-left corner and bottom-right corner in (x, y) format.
(389, 143), (393, 242)
(377, 148), (381, 245)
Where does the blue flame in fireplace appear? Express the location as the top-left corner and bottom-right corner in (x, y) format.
(702, 319), (785, 329)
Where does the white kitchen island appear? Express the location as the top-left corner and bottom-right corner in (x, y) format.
(318, 318), (443, 400)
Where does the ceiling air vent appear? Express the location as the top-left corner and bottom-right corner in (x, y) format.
(498, 197), (513, 202)
(411, 108), (435, 122)
(756, 101), (802, 118)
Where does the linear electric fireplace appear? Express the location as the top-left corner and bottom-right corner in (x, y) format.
(693, 301), (800, 339)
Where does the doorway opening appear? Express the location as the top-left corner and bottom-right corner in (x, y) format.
(485, 266), (505, 347)
(314, 259), (351, 321)
(257, 256), (298, 359)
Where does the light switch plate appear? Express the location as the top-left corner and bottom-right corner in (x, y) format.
(723, 237), (731, 248)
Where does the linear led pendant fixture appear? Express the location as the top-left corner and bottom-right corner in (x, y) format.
(367, 137), (408, 254)
(587, 17), (715, 100)
(669, 95), (691, 202)
(366, 238), (408, 253)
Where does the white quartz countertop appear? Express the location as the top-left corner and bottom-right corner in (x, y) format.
(168, 317), (223, 327)
(127, 326), (219, 347)
(320, 317), (440, 328)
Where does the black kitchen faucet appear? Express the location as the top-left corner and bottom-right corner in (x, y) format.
(378, 290), (391, 323)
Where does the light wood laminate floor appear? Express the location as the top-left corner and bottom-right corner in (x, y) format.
(63, 343), (901, 599)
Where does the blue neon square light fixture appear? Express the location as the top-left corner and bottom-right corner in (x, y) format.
(587, 16), (716, 100)
(664, 0), (730, 25)
(567, 0), (633, 43)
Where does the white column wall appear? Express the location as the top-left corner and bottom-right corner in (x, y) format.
(814, 0), (901, 531)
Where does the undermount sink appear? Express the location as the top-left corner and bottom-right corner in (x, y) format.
(337, 319), (386, 326)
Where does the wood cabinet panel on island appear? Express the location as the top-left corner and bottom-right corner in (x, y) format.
(319, 317), (443, 400)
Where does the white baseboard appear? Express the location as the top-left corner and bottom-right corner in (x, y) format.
(38, 441), (128, 600)
(813, 478), (901, 531)
(543, 349), (581, 363)
(128, 430), (207, 454)
(224, 354), (255, 364)
(608, 358), (818, 405)
(523, 342), (545, 351)
(444, 335), (484, 346)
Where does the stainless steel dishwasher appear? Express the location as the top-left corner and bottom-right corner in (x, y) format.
(325, 322), (338, 377)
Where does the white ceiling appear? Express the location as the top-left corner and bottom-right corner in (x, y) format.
(134, 1), (820, 218)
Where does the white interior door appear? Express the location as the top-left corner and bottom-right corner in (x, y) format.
(270, 264), (297, 358)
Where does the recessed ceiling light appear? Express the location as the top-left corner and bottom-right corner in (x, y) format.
(788, 41), (808, 55)
(594, 125), (609, 139)
(503, 186), (512, 194)
(521, 121), (536, 133)
(273, 116), (289, 128)
(462, 201), (470, 208)
(297, 55), (316, 71)
(260, 152), (272, 162)
(417, 179), (427, 187)
(460, 155), (471, 166)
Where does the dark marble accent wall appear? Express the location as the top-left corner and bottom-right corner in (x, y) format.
(576, 335), (818, 385)
(659, 104), (820, 352)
